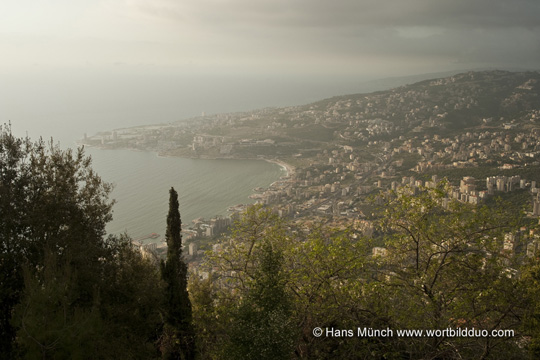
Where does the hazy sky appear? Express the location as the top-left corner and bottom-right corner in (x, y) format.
(2, 0), (539, 77)
(2, 0), (540, 144)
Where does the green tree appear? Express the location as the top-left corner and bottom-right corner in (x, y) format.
(226, 239), (295, 360)
(520, 256), (540, 358)
(205, 205), (289, 293)
(194, 206), (293, 358)
(1, 125), (164, 358)
(0, 125), (113, 357)
(199, 206), (376, 359)
(189, 275), (221, 359)
(287, 227), (376, 359)
(96, 237), (165, 359)
(12, 236), (165, 359)
(373, 184), (528, 359)
(160, 187), (195, 360)
(12, 251), (102, 359)
(197, 191), (532, 359)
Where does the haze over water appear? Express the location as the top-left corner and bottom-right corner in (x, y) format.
(0, 68), (479, 238)
(3, 71), (327, 238)
(1, 69), (384, 143)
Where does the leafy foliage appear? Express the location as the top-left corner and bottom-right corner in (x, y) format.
(1, 125), (164, 359)
(193, 187), (535, 359)
(226, 240), (295, 360)
(5, 122), (540, 359)
(374, 184), (528, 358)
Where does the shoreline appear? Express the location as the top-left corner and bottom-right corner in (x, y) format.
(84, 142), (296, 181)
(81, 141), (296, 181)
(263, 158), (295, 179)
(87, 145), (293, 234)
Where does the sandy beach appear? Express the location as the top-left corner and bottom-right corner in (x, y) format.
(264, 158), (295, 178)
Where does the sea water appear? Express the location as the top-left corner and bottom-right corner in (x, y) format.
(1, 69), (387, 237)
(84, 147), (284, 238)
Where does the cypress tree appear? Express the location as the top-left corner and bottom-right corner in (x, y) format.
(160, 187), (195, 360)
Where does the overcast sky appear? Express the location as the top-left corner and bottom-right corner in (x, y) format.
(2, 0), (540, 144)
(2, 0), (539, 77)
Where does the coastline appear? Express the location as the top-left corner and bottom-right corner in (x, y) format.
(263, 158), (295, 179)
(85, 144), (291, 234)
(81, 141), (296, 182)
(83, 141), (295, 182)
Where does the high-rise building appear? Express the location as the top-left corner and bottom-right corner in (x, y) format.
(496, 178), (505, 192)
(533, 199), (540, 216)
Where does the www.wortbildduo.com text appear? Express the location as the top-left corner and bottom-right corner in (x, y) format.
(320, 327), (514, 338)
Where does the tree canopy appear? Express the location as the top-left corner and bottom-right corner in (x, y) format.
(1, 125), (164, 359)
(191, 189), (539, 359)
(4, 123), (540, 359)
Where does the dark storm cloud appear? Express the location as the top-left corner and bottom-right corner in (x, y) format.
(133, 0), (540, 73)
(145, 0), (540, 29)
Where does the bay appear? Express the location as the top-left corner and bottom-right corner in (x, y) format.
(2, 70), (385, 239)
(84, 147), (284, 238)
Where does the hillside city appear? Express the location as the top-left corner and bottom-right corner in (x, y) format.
(82, 70), (540, 273)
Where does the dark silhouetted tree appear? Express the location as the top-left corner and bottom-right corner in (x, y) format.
(1, 125), (164, 358)
(160, 187), (195, 360)
(0, 125), (113, 357)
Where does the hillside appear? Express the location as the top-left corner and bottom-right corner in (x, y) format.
(83, 70), (540, 223)
(85, 70), (540, 159)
